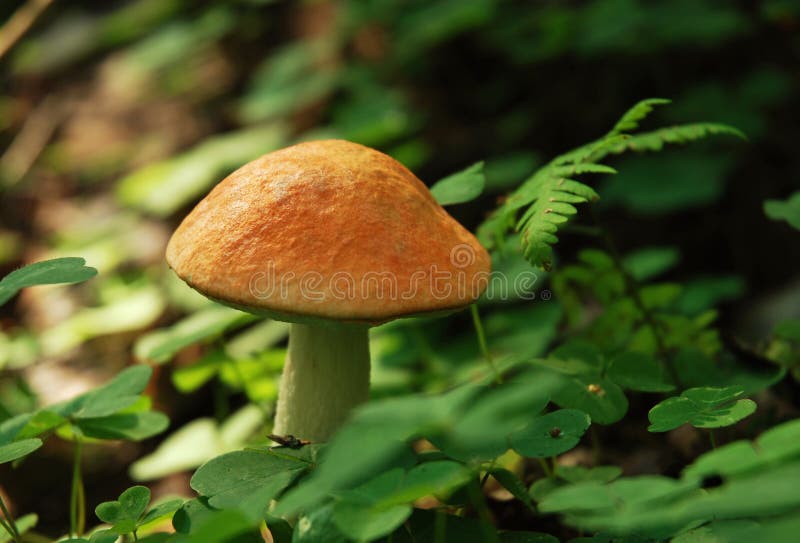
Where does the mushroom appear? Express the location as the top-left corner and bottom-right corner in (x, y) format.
(166, 140), (490, 442)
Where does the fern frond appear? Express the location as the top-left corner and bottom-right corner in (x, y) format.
(479, 100), (745, 270)
(609, 98), (671, 136)
(601, 123), (746, 155)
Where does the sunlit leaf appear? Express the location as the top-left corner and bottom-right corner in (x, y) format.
(0, 258), (97, 306)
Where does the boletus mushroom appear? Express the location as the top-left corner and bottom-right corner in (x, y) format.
(166, 140), (490, 442)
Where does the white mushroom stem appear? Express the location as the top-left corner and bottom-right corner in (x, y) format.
(273, 322), (370, 442)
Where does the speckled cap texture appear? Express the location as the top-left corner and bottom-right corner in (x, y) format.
(167, 139), (491, 322)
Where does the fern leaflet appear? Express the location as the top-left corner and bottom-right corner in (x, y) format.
(478, 99), (745, 270)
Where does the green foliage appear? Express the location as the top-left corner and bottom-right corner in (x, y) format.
(0, 438), (42, 464)
(647, 386), (757, 432)
(430, 162), (486, 205)
(479, 99), (743, 270)
(509, 409), (591, 458)
(0, 366), (168, 443)
(0, 514), (37, 543)
(764, 192), (800, 230)
(0, 258), (97, 306)
(95, 486), (182, 536)
(538, 418), (800, 540)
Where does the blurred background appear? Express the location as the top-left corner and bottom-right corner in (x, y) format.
(1, 0), (799, 537)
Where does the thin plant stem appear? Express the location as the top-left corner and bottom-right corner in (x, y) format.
(591, 208), (682, 388)
(467, 481), (497, 542)
(708, 429), (717, 449)
(0, 495), (20, 543)
(433, 510), (446, 543)
(470, 304), (502, 384)
(70, 438), (85, 538)
(537, 457), (553, 478)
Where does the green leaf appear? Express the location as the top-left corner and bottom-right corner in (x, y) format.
(190, 449), (310, 509)
(293, 504), (349, 543)
(430, 162), (486, 205)
(774, 319), (800, 342)
(510, 409), (591, 458)
(330, 462), (473, 541)
(648, 387), (756, 432)
(53, 365), (153, 419)
(139, 498), (184, 526)
(552, 377), (628, 425)
(764, 191), (800, 230)
(135, 306), (256, 364)
(0, 258), (97, 306)
(95, 486), (150, 534)
(170, 509), (259, 543)
(609, 98), (671, 135)
(0, 438), (42, 464)
(607, 352), (675, 392)
(332, 500), (411, 542)
(76, 411), (169, 441)
(489, 468), (533, 509)
(0, 514), (37, 543)
(478, 99), (742, 270)
(436, 379), (551, 461)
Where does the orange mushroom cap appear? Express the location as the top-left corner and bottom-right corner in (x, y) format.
(167, 140), (491, 323)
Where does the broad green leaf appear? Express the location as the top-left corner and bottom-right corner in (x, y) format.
(131, 405), (265, 481)
(552, 377), (628, 425)
(0, 258), (97, 306)
(76, 411), (169, 441)
(135, 306), (255, 364)
(383, 461), (472, 506)
(510, 409), (591, 458)
(764, 191), (800, 230)
(607, 351), (675, 392)
(0, 438), (42, 464)
(15, 410), (66, 439)
(293, 504), (349, 543)
(430, 162), (486, 205)
(331, 462), (473, 540)
(648, 387), (756, 432)
(170, 509), (259, 543)
(52, 365), (153, 419)
(95, 486), (150, 534)
(276, 387), (476, 516)
(139, 498), (184, 526)
(332, 500), (411, 542)
(436, 378), (551, 461)
(190, 449), (310, 508)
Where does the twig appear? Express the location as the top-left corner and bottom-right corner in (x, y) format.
(0, 0), (54, 60)
(1, 95), (68, 188)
